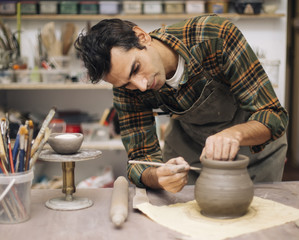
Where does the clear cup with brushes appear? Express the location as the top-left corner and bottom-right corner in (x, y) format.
(0, 107), (56, 223)
(0, 121), (35, 224)
(0, 169), (34, 224)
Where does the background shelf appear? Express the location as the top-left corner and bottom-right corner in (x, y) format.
(0, 13), (285, 21)
(0, 82), (112, 90)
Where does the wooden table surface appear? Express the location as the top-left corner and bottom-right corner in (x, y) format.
(1, 182), (299, 240)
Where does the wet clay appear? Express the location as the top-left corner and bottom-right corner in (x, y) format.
(194, 154), (253, 219)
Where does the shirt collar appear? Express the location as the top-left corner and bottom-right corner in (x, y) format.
(149, 30), (191, 65)
(149, 31), (191, 85)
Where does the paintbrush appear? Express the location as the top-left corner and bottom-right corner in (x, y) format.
(25, 120), (34, 171)
(30, 107), (56, 158)
(29, 127), (51, 169)
(12, 132), (20, 169)
(128, 160), (201, 171)
(17, 126), (27, 172)
(4, 116), (14, 173)
(24, 132), (28, 169)
(0, 118), (9, 169)
(0, 125), (9, 172)
(7, 134), (14, 173)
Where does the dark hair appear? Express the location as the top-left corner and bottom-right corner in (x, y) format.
(74, 18), (145, 84)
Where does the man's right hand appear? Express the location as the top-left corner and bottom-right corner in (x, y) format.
(141, 157), (189, 193)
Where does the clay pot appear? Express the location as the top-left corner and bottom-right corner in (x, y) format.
(194, 154), (253, 219)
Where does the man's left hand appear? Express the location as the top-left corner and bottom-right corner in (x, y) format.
(200, 132), (240, 161)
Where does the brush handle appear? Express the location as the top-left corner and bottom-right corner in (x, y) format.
(25, 129), (33, 171)
(12, 134), (20, 167)
(8, 141), (14, 173)
(18, 149), (25, 172)
(0, 132), (8, 166)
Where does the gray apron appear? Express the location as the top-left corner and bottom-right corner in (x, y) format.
(161, 79), (287, 184)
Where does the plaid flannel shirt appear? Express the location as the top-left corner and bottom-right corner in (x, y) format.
(112, 15), (288, 187)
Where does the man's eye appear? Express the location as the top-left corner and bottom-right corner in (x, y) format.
(133, 65), (140, 74)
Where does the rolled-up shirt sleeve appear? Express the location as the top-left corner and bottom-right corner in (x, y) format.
(113, 87), (163, 187)
(219, 19), (288, 152)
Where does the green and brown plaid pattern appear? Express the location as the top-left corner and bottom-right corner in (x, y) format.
(113, 15), (288, 187)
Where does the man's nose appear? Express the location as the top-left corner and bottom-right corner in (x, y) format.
(131, 77), (148, 92)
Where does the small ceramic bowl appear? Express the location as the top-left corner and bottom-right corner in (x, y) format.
(263, 4), (278, 14)
(48, 133), (84, 154)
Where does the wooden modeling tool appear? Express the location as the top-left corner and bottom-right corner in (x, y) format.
(128, 160), (201, 171)
(29, 127), (51, 169)
(31, 107), (56, 158)
(110, 176), (129, 228)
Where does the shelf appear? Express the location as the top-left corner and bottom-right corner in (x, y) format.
(0, 82), (112, 90)
(0, 13), (285, 21)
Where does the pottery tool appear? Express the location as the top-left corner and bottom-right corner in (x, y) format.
(128, 160), (201, 171)
(25, 120), (34, 171)
(133, 187), (149, 209)
(29, 127), (51, 169)
(31, 107), (56, 158)
(110, 176), (129, 228)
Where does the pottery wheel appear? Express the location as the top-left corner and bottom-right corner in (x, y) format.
(38, 149), (102, 211)
(39, 149), (102, 162)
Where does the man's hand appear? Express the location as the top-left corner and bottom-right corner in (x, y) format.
(141, 157), (189, 193)
(200, 120), (271, 161)
(200, 133), (240, 161)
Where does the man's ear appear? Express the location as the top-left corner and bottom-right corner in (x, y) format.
(132, 26), (151, 45)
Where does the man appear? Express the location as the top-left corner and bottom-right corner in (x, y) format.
(75, 15), (288, 193)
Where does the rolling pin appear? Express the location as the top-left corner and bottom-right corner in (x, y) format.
(110, 176), (129, 228)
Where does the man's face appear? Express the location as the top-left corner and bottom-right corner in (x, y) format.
(104, 44), (166, 92)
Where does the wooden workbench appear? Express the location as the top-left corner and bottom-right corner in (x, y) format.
(1, 182), (299, 240)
